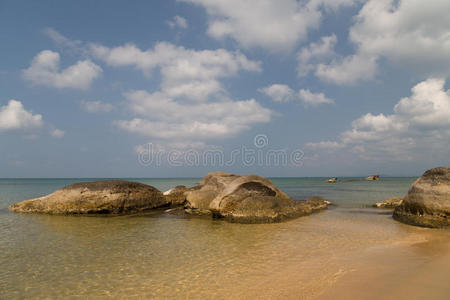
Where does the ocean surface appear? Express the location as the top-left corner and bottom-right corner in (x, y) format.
(2, 177), (449, 299)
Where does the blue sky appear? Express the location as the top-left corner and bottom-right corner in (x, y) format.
(0, 0), (449, 178)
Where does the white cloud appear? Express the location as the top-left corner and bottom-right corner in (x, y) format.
(50, 129), (65, 138)
(297, 34), (378, 84)
(306, 78), (450, 160)
(23, 50), (102, 90)
(305, 140), (344, 150)
(180, 0), (359, 51)
(310, 0), (362, 11)
(298, 89), (334, 107)
(90, 42), (270, 141)
(315, 54), (378, 85)
(297, 34), (337, 77)
(314, 0), (450, 85)
(43, 27), (82, 50)
(115, 90), (272, 140)
(167, 15), (188, 29)
(81, 100), (113, 113)
(260, 84), (334, 107)
(259, 84), (294, 102)
(180, 0), (321, 51)
(90, 42), (261, 101)
(0, 100), (43, 131)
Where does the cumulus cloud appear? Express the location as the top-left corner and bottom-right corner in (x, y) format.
(260, 84), (334, 107)
(258, 84), (294, 102)
(115, 90), (272, 140)
(314, 0), (450, 84)
(50, 129), (65, 138)
(90, 42), (271, 140)
(297, 34), (337, 77)
(315, 54), (378, 85)
(22, 50), (102, 90)
(306, 78), (450, 160)
(81, 100), (113, 113)
(180, 0), (361, 51)
(298, 89), (334, 107)
(166, 15), (188, 29)
(90, 42), (261, 101)
(0, 100), (43, 131)
(297, 34), (378, 84)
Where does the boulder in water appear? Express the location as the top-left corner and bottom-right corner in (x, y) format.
(9, 180), (167, 215)
(185, 172), (330, 223)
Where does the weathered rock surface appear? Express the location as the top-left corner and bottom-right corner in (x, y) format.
(374, 197), (403, 208)
(393, 167), (450, 228)
(184, 172), (330, 223)
(9, 180), (168, 214)
(163, 185), (189, 206)
(184, 172), (240, 214)
(365, 175), (380, 181)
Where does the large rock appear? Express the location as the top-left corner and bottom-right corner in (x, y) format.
(393, 167), (450, 228)
(9, 180), (168, 214)
(163, 185), (189, 206)
(185, 172), (330, 223)
(184, 172), (240, 214)
(374, 197), (403, 208)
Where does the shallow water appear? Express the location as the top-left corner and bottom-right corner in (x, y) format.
(1, 177), (449, 299)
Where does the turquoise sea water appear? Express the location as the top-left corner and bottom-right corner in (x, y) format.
(0, 177), (418, 299)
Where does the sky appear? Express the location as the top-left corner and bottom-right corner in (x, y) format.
(0, 0), (449, 178)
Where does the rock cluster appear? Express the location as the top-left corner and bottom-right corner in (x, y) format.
(9, 173), (331, 223)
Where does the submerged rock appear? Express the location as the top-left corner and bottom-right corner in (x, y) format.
(374, 197), (403, 208)
(365, 175), (380, 181)
(393, 167), (450, 228)
(9, 180), (168, 214)
(184, 172), (330, 223)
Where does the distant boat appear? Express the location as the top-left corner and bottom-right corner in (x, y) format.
(325, 177), (338, 183)
(364, 175), (380, 181)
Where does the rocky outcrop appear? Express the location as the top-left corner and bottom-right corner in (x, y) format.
(9, 180), (168, 214)
(184, 172), (240, 214)
(365, 175), (380, 181)
(393, 167), (450, 228)
(184, 172), (330, 223)
(374, 197), (403, 208)
(163, 185), (189, 206)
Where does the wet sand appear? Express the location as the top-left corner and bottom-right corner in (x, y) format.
(233, 219), (450, 300)
(319, 230), (450, 300)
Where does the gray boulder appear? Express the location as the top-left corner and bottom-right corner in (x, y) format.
(9, 180), (168, 214)
(393, 167), (450, 228)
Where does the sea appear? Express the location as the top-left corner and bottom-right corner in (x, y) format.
(1, 177), (449, 299)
